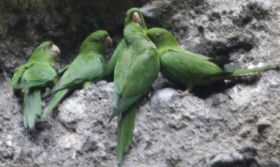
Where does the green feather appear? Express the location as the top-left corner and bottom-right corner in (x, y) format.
(230, 65), (279, 77)
(147, 27), (279, 87)
(117, 105), (137, 164)
(113, 8), (160, 164)
(41, 89), (69, 119)
(23, 90), (41, 129)
(105, 8), (148, 79)
(44, 30), (110, 117)
(105, 39), (128, 78)
(11, 41), (59, 129)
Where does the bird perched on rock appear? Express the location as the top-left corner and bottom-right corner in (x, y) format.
(104, 8), (148, 78)
(111, 8), (160, 164)
(42, 30), (112, 118)
(12, 41), (60, 129)
(147, 27), (279, 95)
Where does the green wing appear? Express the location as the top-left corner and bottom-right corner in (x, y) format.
(23, 90), (41, 129)
(12, 63), (33, 90)
(184, 50), (228, 67)
(105, 39), (127, 78)
(161, 48), (225, 86)
(43, 52), (104, 118)
(15, 63), (57, 92)
(116, 104), (137, 163)
(52, 53), (104, 92)
(114, 47), (159, 115)
(120, 49), (159, 96)
(12, 62), (57, 129)
(23, 63), (57, 82)
(20, 62), (57, 129)
(114, 43), (159, 164)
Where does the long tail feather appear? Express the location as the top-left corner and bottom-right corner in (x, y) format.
(117, 105), (137, 165)
(230, 65), (279, 77)
(23, 90), (41, 129)
(109, 94), (142, 122)
(41, 89), (69, 119)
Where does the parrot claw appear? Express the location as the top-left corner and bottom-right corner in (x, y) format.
(108, 115), (114, 122)
(147, 91), (153, 99)
(82, 81), (92, 89)
(108, 112), (116, 123)
(176, 90), (191, 97)
(42, 91), (51, 98)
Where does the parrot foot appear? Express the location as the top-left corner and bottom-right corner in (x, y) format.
(176, 90), (191, 97)
(44, 88), (51, 94)
(147, 91), (154, 99)
(83, 81), (92, 88)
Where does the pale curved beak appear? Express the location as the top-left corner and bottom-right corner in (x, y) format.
(132, 12), (142, 24)
(51, 44), (60, 56)
(105, 36), (113, 47)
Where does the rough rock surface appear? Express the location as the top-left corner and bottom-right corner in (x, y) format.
(1, 0), (280, 167)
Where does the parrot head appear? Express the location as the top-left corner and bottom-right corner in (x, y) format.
(80, 30), (113, 54)
(146, 28), (179, 49)
(33, 41), (60, 57)
(29, 41), (60, 64)
(125, 8), (147, 29)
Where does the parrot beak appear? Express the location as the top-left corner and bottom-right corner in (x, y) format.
(132, 12), (142, 24)
(51, 44), (60, 56)
(105, 36), (113, 47)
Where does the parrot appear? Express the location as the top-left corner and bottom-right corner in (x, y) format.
(104, 8), (148, 78)
(104, 39), (127, 78)
(42, 30), (112, 118)
(111, 8), (160, 164)
(11, 41), (60, 129)
(146, 27), (279, 95)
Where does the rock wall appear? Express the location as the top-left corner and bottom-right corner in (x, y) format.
(0, 0), (279, 167)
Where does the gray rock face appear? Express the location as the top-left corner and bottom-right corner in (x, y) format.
(1, 0), (280, 166)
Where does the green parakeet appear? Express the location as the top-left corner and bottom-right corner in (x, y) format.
(104, 8), (148, 78)
(104, 39), (127, 78)
(12, 41), (60, 129)
(112, 8), (160, 164)
(42, 30), (112, 118)
(147, 28), (279, 92)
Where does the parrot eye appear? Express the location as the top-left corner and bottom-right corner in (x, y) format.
(93, 38), (101, 43)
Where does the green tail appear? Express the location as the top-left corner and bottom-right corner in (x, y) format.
(23, 90), (41, 129)
(110, 94), (142, 121)
(229, 65), (279, 77)
(41, 89), (69, 118)
(117, 105), (137, 165)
